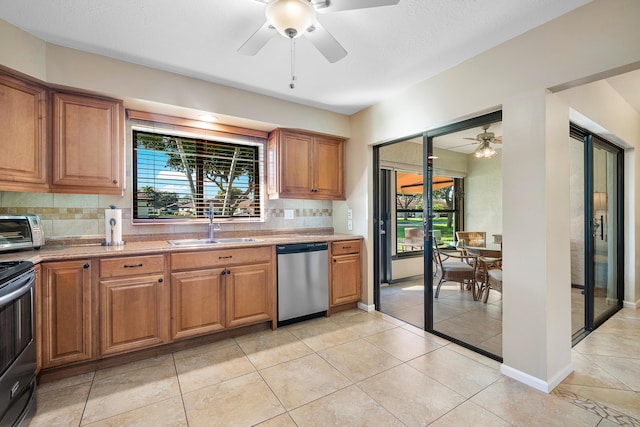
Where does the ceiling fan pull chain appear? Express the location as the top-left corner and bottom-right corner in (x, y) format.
(290, 37), (297, 89)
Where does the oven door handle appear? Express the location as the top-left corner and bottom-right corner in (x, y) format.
(0, 271), (34, 306)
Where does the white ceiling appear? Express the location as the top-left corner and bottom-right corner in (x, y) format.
(0, 0), (596, 115)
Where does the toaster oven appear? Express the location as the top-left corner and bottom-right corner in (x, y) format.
(0, 215), (45, 252)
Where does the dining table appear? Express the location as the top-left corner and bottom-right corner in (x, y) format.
(462, 244), (502, 258)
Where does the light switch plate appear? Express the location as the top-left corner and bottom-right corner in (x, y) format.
(347, 208), (353, 219)
(284, 209), (294, 220)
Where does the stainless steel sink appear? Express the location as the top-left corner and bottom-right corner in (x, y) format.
(213, 237), (263, 244)
(167, 237), (262, 246)
(168, 239), (219, 246)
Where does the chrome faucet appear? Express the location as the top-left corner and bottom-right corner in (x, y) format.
(208, 200), (217, 241)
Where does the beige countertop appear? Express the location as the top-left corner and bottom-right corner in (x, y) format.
(0, 233), (363, 264)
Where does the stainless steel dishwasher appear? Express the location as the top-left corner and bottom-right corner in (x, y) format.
(277, 242), (328, 325)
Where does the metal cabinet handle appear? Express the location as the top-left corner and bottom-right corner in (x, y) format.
(343, 246), (352, 249)
(83, 263), (90, 269)
(221, 270), (226, 276)
(218, 256), (232, 260)
(124, 263), (143, 268)
(112, 179), (118, 185)
(158, 278), (163, 283)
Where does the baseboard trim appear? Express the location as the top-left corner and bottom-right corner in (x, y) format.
(500, 361), (574, 393)
(357, 302), (375, 312)
(623, 299), (639, 309)
(387, 274), (424, 285)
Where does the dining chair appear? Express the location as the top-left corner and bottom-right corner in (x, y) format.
(403, 227), (424, 251)
(478, 256), (502, 303)
(455, 231), (486, 247)
(432, 244), (478, 299)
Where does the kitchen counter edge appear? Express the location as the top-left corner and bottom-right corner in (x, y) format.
(0, 234), (364, 264)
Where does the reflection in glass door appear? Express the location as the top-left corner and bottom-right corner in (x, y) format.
(589, 139), (622, 328)
(570, 125), (624, 342)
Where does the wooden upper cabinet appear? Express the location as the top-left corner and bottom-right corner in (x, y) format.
(51, 91), (124, 194)
(268, 129), (345, 200)
(0, 73), (48, 192)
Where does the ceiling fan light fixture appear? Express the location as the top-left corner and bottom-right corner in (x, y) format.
(265, 0), (317, 39)
(474, 141), (497, 158)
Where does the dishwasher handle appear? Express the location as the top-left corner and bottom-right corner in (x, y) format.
(276, 242), (328, 255)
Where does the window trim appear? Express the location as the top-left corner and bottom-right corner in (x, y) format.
(128, 112), (267, 225)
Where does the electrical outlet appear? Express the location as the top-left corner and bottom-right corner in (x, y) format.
(347, 219), (353, 231)
(284, 209), (294, 220)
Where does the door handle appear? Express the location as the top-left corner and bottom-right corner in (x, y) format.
(591, 218), (600, 238)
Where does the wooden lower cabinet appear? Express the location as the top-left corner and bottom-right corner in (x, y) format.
(170, 246), (275, 337)
(170, 268), (225, 340)
(40, 260), (93, 368)
(225, 263), (273, 328)
(330, 240), (362, 307)
(36, 246), (280, 372)
(98, 255), (169, 356)
(98, 274), (169, 356)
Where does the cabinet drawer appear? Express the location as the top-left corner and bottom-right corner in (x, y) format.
(171, 246), (272, 271)
(100, 255), (165, 278)
(331, 240), (360, 256)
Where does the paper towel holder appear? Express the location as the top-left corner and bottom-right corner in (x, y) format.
(102, 205), (125, 246)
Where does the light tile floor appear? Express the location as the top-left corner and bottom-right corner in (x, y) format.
(31, 307), (640, 426)
(380, 279), (503, 356)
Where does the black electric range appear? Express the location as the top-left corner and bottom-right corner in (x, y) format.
(0, 260), (34, 286)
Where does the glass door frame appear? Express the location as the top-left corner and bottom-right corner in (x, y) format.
(572, 124), (625, 340)
(423, 111), (503, 361)
(373, 110), (502, 361)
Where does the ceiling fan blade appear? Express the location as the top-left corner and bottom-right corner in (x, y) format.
(317, 0), (400, 13)
(463, 137), (479, 141)
(237, 21), (276, 56)
(305, 21), (347, 63)
(449, 142), (477, 150)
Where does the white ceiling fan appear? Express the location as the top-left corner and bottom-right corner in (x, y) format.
(451, 125), (502, 158)
(237, 0), (400, 64)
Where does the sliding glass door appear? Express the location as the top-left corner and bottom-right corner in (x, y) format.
(570, 125), (624, 341)
(588, 137), (623, 328)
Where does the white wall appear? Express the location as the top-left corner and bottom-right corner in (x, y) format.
(2, 0), (640, 391)
(349, 0), (640, 391)
(464, 153), (502, 239)
(0, 18), (353, 241)
(555, 80), (640, 307)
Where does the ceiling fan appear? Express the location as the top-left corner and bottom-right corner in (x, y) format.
(238, 0), (400, 84)
(451, 125), (502, 158)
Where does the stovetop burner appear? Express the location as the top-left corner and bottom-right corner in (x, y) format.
(0, 260), (34, 284)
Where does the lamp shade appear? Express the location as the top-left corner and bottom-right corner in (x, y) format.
(593, 192), (607, 211)
(265, 0), (317, 39)
(474, 140), (497, 158)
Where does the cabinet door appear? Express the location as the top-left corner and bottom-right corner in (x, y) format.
(314, 136), (344, 199)
(171, 268), (225, 340)
(0, 73), (48, 192)
(51, 92), (123, 194)
(225, 263), (273, 328)
(331, 253), (362, 306)
(41, 260), (93, 368)
(99, 274), (169, 356)
(279, 131), (314, 196)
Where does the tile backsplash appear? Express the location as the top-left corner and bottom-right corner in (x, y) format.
(0, 191), (333, 242)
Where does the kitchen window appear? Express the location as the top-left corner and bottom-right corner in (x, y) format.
(132, 128), (264, 222)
